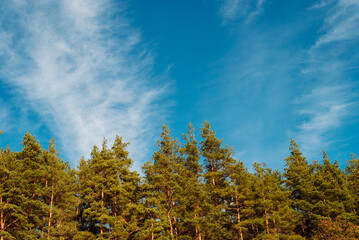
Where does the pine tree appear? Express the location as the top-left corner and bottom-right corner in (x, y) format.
(42, 139), (77, 239)
(17, 133), (48, 239)
(75, 157), (94, 238)
(311, 151), (353, 228)
(109, 136), (141, 239)
(227, 159), (253, 240)
(199, 121), (235, 239)
(346, 154), (359, 224)
(284, 139), (315, 236)
(80, 142), (111, 238)
(142, 125), (182, 240)
(0, 147), (25, 240)
(77, 137), (141, 239)
(253, 162), (302, 240)
(177, 123), (206, 239)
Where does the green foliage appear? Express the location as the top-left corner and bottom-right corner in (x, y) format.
(200, 121), (236, 239)
(312, 217), (359, 240)
(0, 123), (358, 239)
(77, 136), (141, 239)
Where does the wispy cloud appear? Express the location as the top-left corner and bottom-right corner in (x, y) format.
(315, 0), (359, 46)
(295, 0), (359, 155)
(0, 0), (168, 168)
(219, 0), (265, 24)
(295, 84), (356, 152)
(0, 99), (10, 131)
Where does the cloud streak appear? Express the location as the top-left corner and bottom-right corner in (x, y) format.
(315, 0), (359, 46)
(219, 0), (265, 24)
(295, 0), (359, 154)
(0, 0), (168, 168)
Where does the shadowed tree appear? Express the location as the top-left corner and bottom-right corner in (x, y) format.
(346, 154), (359, 225)
(252, 162), (302, 240)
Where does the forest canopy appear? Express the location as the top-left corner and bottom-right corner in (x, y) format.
(1, 121), (359, 240)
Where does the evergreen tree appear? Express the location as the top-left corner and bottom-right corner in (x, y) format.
(178, 123), (206, 239)
(312, 216), (359, 240)
(77, 137), (141, 239)
(200, 121), (235, 239)
(227, 159), (252, 240)
(284, 139), (315, 236)
(42, 139), (77, 239)
(109, 136), (141, 239)
(311, 151), (353, 226)
(346, 154), (359, 224)
(17, 133), (48, 239)
(142, 125), (182, 240)
(0, 147), (25, 240)
(252, 162), (301, 240)
(2, 123), (359, 239)
(75, 157), (94, 238)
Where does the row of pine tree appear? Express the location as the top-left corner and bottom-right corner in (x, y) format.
(1, 122), (359, 240)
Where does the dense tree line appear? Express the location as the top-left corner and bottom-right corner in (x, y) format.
(0, 122), (359, 239)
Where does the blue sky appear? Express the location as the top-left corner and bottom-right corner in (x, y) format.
(1, 0), (358, 171)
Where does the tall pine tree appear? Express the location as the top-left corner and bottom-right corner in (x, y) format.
(200, 121), (235, 239)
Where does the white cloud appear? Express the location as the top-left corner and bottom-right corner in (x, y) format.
(295, 84), (356, 153)
(219, 0), (265, 24)
(0, 100), (10, 131)
(0, 0), (169, 168)
(295, 0), (359, 155)
(315, 0), (359, 47)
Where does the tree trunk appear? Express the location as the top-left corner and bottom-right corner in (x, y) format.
(272, 218), (278, 236)
(172, 215), (178, 240)
(0, 195), (4, 240)
(167, 208), (174, 239)
(195, 205), (202, 240)
(166, 189), (174, 239)
(196, 227), (202, 240)
(101, 173), (104, 238)
(265, 208), (270, 234)
(211, 159), (215, 185)
(151, 215), (154, 240)
(235, 195), (244, 240)
(48, 176), (55, 240)
(114, 197), (118, 240)
(171, 196), (178, 240)
(101, 186), (104, 237)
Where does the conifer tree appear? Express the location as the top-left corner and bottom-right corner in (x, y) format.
(200, 121), (235, 239)
(142, 125), (182, 240)
(109, 136), (141, 239)
(284, 139), (315, 236)
(17, 133), (48, 238)
(312, 151), (352, 226)
(178, 123), (206, 239)
(252, 162), (301, 240)
(0, 147), (25, 240)
(77, 137), (141, 239)
(75, 157), (95, 238)
(346, 154), (359, 224)
(227, 160), (252, 240)
(42, 139), (77, 239)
